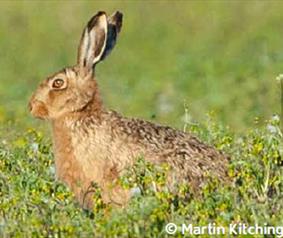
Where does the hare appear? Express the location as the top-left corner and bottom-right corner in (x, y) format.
(29, 11), (229, 209)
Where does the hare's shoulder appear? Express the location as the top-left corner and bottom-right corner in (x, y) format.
(106, 110), (190, 138)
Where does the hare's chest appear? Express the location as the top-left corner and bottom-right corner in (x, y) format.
(69, 128), (109, 180)
(70, 125), (143, 175)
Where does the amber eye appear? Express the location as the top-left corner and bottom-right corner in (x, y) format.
(52, 78), (64, 89)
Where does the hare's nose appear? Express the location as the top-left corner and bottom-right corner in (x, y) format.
(28, 101), (33, 112)
(28, 96), (35, 112)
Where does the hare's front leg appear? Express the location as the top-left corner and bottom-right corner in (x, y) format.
(80, 182), (130, 209)
(80, 164), (130, 209)
(100, 165), (130, 206)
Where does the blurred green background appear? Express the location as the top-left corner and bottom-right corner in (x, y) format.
(0, 0), (282, 133)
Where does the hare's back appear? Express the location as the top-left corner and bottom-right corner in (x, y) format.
(106, 111), (229, 185)
(108, 111), (228, 162)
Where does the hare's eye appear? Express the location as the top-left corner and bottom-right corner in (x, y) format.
(52, 78), (64, 89)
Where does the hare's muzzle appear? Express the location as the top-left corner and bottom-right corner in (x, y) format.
(28, 97), (49, 119)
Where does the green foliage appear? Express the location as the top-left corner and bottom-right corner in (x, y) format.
(1, 116), (282, 237)
(0, 1), (283, 130)
(1, 1), (283, 237)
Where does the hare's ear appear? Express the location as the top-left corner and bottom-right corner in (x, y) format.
(101, 11), (123, 60)
(77, 11), (108, 75)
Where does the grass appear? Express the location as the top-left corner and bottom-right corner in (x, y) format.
(1, 116), (282, 237)
(0, 1), (282, 130)
(1, 1), (283, 237)
(280, 76), (283, 131)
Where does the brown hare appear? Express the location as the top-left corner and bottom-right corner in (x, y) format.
(29, 11), (229, 209)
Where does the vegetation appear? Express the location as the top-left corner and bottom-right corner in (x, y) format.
(1, 1), (283, 130)
(1, 115), (282, 237)
(0, 1), (283, 237)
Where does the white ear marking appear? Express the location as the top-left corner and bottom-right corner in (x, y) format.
(77, 12), (108, 74)
(91, 14), (108, 66)
(80, 29), (90, 68)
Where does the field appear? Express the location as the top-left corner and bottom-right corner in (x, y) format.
(0, 1), (283, 237)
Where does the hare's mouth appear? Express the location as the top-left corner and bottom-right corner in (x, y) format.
(29, 99), (49, 120)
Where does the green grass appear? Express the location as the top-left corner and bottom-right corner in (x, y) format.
(1, 1), (283, 237)
(1, 116), (282, 237)
(0, 1), (282, 130)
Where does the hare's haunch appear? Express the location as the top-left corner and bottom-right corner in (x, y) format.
(29, 11), (229, 209)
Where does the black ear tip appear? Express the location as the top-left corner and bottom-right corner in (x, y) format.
(96, 11), (107, 17)
(115, 11), (123, 17)
(109, 11), (123, 33)
(114, 11), (123, 21)
(87, 11), (107, 31)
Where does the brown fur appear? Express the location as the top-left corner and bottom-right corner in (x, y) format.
(29, 11), (229, 210)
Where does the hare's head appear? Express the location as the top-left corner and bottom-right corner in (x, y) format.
(29, 11), (123, 120)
